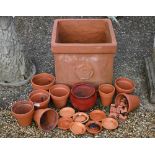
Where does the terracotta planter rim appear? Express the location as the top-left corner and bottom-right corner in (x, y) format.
(89, 110), (106, 122)
(59, 107), (75, 118)
(73, 112), (89, 124)
(86, 121), (102, 134)
(99, 84), (115, 94)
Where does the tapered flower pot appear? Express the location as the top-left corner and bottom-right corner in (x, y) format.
(99, 84), (115, 106)
(115, 93), (140, 113)
(70, 83), (97, 111)
(33, 108), (59, 131)
(49, 84), (70, 108)
(11, 100), (34, 127)
(29, 89), (50, 109)
(31, 73), (55, 90)
(51, 19), (117, 87)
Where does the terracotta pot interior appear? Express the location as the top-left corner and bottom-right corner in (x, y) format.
(116, 80), (133, 90)
(33, 76), (53, 86)
(13, 104), (32, 114)
(30, 93), (49, 103)
(59, 107), (75, 118)
(58, 117), (73, 129)
(70, 122), (86, 134)
(73, 113), (89, 123)
(87, 122), (101, 132)
(100, 85), (114, 94)
(117, 94), (128, 107)
(56, 20), (112, 43)
(90, 110), (106, 121)
(51, 88), (68, 97)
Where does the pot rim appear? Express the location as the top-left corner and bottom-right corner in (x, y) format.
(89, 110), (106, 121)
(86, 121), (102, 134)
(59, 107), (75, 118)
(99, 83), (115, 94)
(72, 112), (89, 123)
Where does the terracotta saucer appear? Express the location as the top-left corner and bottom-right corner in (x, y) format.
(58, 117), (73, 130)
(86, 121), (102, 134)
(102, 117), (118, 130)
(73, 112), (89, 124)
(59, 107), (75, 118)
(89, 110), (106, 122)
(70, 122), (86, 135)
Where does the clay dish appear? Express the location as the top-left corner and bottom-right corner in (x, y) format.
(73, 112), (89, 124)
(59, 107), (75, 118)
(102, 117), (118, 130)
(89, 110), (106, 122)
(70, 122), (86, 135)
(86, 121), (102, 134)
(58, 117), (73, 130)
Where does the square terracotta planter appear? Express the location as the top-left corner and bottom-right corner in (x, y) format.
(51, 19), (117, 86)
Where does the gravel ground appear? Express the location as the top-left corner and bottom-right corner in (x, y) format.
(0, 16), (155, 138)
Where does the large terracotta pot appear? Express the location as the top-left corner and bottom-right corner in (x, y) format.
(11, 100), (34, 127)
(31, 73), (55, 90)
(51, 19), (117, 87)
(33, 108), (59, 131)
(49, 84), (70, 108)
(70, 83), (97, 111)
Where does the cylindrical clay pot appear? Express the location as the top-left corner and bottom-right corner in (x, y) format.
(70, 83), (97, 111)
(99, 84), (115, 106)
(11, 100), (34, 127)
(49, 84), (70, 108)
(33, 108), (59, 131)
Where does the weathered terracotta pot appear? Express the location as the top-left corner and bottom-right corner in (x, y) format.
(51, 19), (117, 87)
(11, 100), (34, 127)
(86, 121), (102, 134)
(70, 122), (86, 135)
(73, 112), (89, 124)
(102, 117), (118, 130)
(59, 107), (75, 118)
(31, 73), (55, 90)
(115, 93), (140, 113)
(33, 108), (59, 131)
(29, 89), (50, 109)
(115, 77), (135, 94)
(99, 84), (115, 106)
(49, 84), (70, 108)
(70, 83), (97, 111)
(58, 117), (73, 130)
(89, 110), (106, 122)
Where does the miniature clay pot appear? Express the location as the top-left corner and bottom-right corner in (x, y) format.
(11, 100), (34, 127)
(31, 73), (55, 90)
(29, 89), (50, 109)
(73, 112), (89, 124)
(58, 117), (73, 130)
(33, 108), (59, 131)
(49, 84), (70, 108)
(89, 110), (106, 122)
(70, 83), (97, 111)
(102, 117), (118, 130)
(70, 122), (86, 135)
(114, 77), (135, 94)
(59, 107), (75, 118)
(115, 93), (140, 113)
(99, 84), (115, 106)
(86, 121), (102, 134)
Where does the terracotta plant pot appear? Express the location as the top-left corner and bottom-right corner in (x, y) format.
(89, 110), (106, 122)
(102, 117), (118, 130)
(70, 122), (86, 135)
(99, 84), (115, 106)
(70, 83), (97, 111)
(31, 73), (55, 90)
(34, 108), (59, 131)
(51, 19), (117, 87)
(58, 117), (73, 130)
(49, 84), (70, 108)
(11, 100), (34, 127)
(73, 112), (89, 124)
(86, 121), (102, 134)
(29, 89), (50, 109)
(115, 93), (140, 113)
(59, 107), (75, 118)
(114, 77), (135, 94)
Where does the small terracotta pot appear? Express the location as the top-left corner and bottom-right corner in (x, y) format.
(58, 117), (73, 130)
(99, 84), (115, 106)
(114, 77), (135, 94)
(70, 83), (97, 111)
(29, 89), (50, 109)
(89, 110), (106, 122)
(102, 117), (118, 130)
(34, 108), (59, 131)
(11, 100), (34, 127)
(59, 107), (75, 118)
(49, 84), (70, 108)
(73, 112), (89, 124)
(86, 121), (102, 134)
(70, 122), (86, 135)
(31, 73), (55, 90)
(115, 93), (140, 113)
